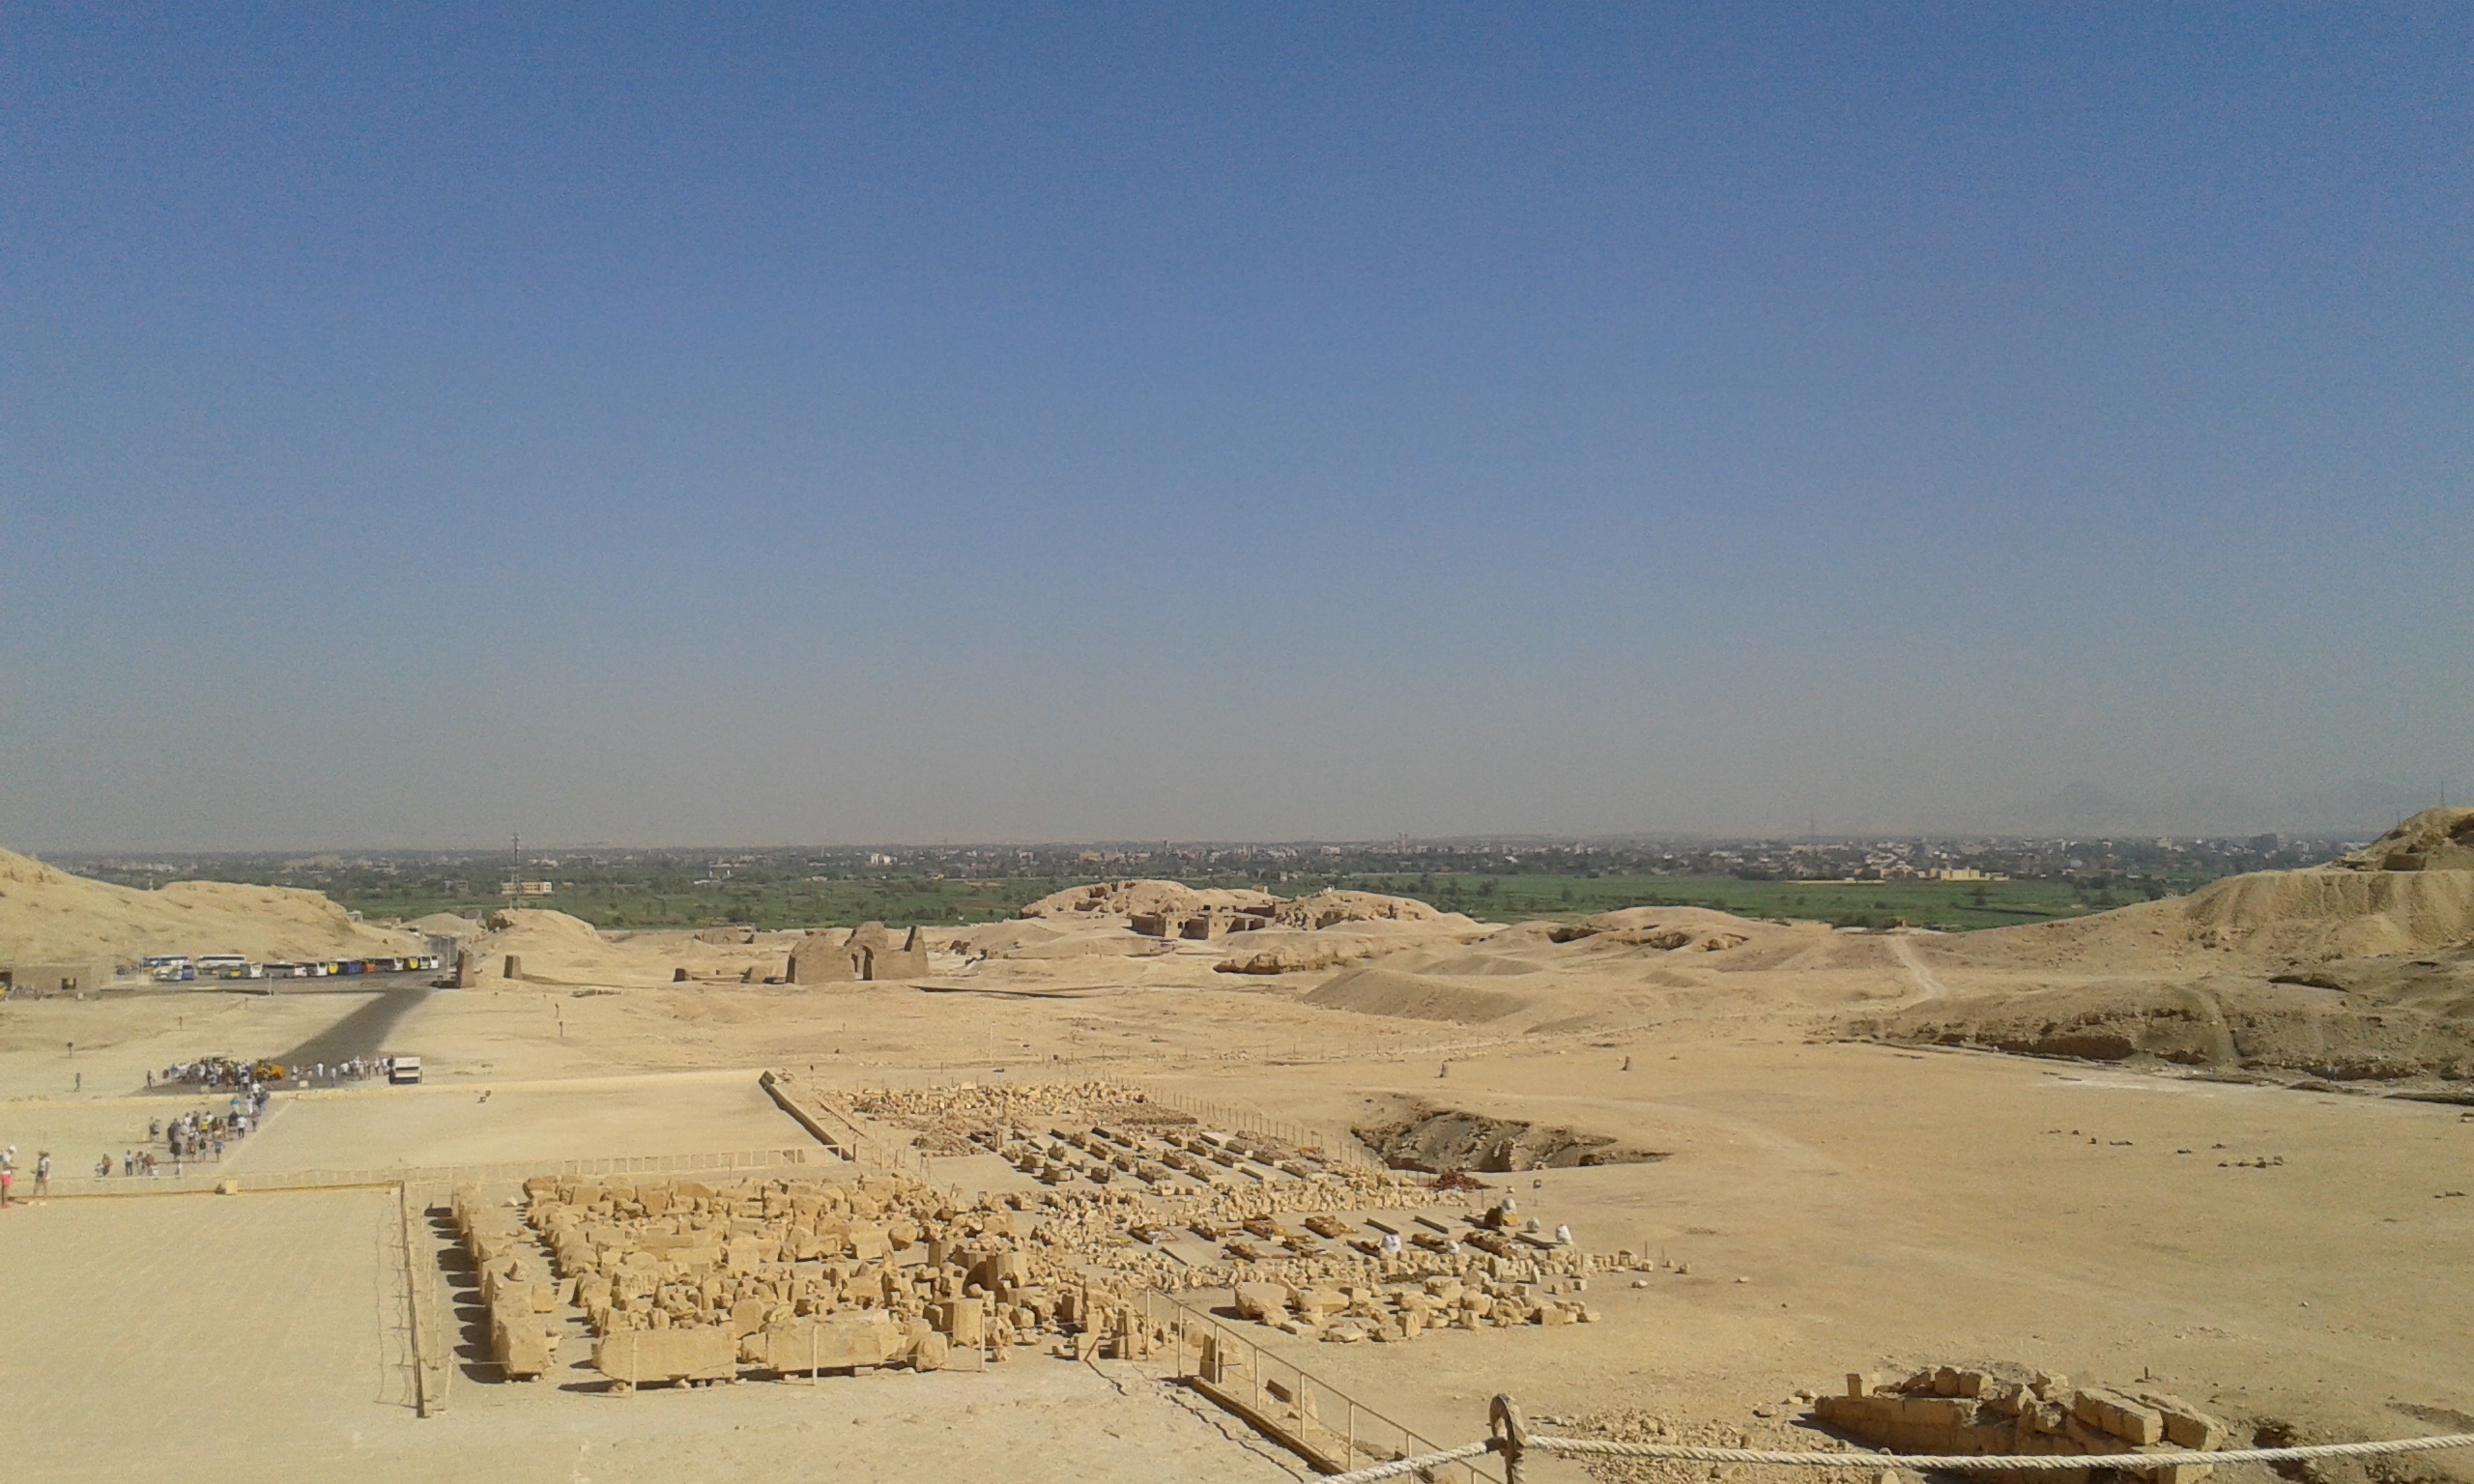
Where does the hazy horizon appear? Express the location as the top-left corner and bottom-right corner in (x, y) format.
(6, 9), (2465, 852)
(15, 791), (2431, 860)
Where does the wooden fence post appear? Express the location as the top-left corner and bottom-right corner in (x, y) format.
(1491, 1394), (1528, 1484)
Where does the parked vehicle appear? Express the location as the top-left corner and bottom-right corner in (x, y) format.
(389, 1056), (421, 1085)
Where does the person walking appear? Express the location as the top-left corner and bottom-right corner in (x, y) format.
(33, 1151), (50, 1199)
(1, 1146), (15, 1208)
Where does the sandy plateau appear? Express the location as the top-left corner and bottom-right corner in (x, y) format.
(3, 814), (2473, 1484)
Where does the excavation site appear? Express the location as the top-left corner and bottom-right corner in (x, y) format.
(5, 820), (2473, 1484)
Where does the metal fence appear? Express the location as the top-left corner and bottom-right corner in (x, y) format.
(1135, 1288), (1505, 1484)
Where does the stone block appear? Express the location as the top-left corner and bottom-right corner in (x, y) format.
(2138, 1395), (2229, 1451)
(492, 1307), (556, 1379)
(1294, 1286), (1347, 1319)
(2075, 1388), (2165, 1445)
(595, 1326), (738, 1385)
(730, 1298), (771, 1336)
(1232, 1282), (1287, 1321)
(736, 1314), (899, 1374)
(933, 1297), (986, 1346)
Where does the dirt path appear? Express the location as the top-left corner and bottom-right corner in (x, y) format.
(1888, 933), (1948, 1006)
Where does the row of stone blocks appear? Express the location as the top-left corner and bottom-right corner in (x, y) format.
(1815, 1367), (2229, 1484)
(453, 1187), (565, 1380)
(589, 1309), (956, 1389)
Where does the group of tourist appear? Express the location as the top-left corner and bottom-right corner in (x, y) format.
(155, 1057), (267, 1089)
(0, 1146), (51, 1206)
(155, 1055), (394, 1089)
(90, 1084), (271, 1180)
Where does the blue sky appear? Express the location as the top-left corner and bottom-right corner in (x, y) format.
(3, 5), (2466, 848)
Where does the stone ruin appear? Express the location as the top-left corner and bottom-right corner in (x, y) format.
(1131, 905), (1271, 942)
(446, 1080), (1624, 1392)
(1816, 1365), (2230, 1483)
(788, 923), (930, 985)
(451, 1186), (565, 1381)
(453, 1168), (993, 1390)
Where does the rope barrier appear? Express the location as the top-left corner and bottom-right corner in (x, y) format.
(1332, 1399), (2474, 1483)
(1521, 1432), (2474, 1469)
(1320, 1440), (1500, 1484)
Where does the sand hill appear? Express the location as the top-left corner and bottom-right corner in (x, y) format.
(1296, 908), (1865, 1030)
(0, 849), (419, 965)
(2332, 805), (2474, 872)
(1865, 826), (2474, 1080)
(1914, 860), (2474, 979)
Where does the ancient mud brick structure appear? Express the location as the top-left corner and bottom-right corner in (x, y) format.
(1130, 907), (1271, 941)
(1817, 1366), (2229, 1482)
(789, 923), (930, 985)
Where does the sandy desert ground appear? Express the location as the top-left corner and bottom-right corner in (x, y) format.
(4, 813), (2472, 1484)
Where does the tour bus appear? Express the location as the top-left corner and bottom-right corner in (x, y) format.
(139, 955), (191, 971)
(389, 1056), (421, 1086)
(196, 955), (253, 979)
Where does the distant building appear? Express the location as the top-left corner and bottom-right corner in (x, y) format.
(500, 880), (555, 898)
(788, 923), (930, 985)
(0, 958), (116, 994)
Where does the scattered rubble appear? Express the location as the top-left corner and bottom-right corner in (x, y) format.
(448, 1078), (1627, 1391)
(1817, 1364), (2229, 1482)
(1356, 1105), (1666, 1174)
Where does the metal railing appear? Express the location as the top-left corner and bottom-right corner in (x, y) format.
(1136, 1288), (1504, 1484)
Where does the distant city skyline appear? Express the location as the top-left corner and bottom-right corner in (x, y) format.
(6, 8), (2465, 850)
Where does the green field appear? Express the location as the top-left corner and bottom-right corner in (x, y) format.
(336, 869), (2127, 934)
(340, 874), (1243, 932)
(1340, 872), (2116, 931)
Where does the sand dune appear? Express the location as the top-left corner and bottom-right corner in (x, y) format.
(1865, 817), (2474, 1078)
(0, 849), (418, 965)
